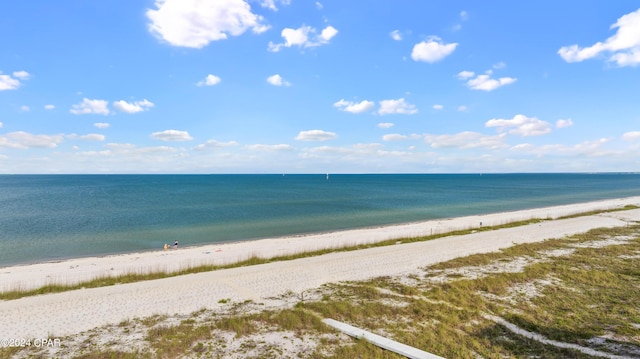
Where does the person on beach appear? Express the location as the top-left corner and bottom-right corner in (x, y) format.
(174, 240), (178, 249)
(163, 243), (169, 250)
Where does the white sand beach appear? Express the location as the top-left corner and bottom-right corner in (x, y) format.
(1, 197), (640, 339)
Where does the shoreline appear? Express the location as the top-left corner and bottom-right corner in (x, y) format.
(2, 196), (639, 293)
(1, 197), (640, 339)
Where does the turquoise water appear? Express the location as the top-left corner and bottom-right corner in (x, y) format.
(1, 173), (639, 266)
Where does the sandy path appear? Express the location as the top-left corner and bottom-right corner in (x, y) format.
(2, 205), (639, 339)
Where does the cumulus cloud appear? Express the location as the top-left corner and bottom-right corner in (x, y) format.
(268, 25), (338, 52)
(150, 129), (193, 141)
(146, 0), (269, 49)
(378, 98), (418, 115)
(193, 139), (239, 150)
(333, 99), (375, 114)
(377, 122), (394, 129)
(457, 70), (475, 79)
(622, 131), (640, 141)
(0, 122), (3, 128)
(457, 105), (468, 112)
(558, 8), (640, 66)
(485, 114), (552, 136)
(424, 131), (507, 149)
(0, 71), (30, 91)
(12, 71), (30, 79)
(556, 118), (574, 128)
(458, 67), (516, 91)
(411, 37), (458, 63)
(432, 104), (443, 110)
(266, 74), (291, 86)
(70, 98), (110, 115)
(295, 129), (337, 141)
(0, 131), (64, 149)
(467, 74), (516, 91)
(113, 99), (154, 113)
(390, 30), (402, 41)
(20, 105), (30, 112)
(94, 122), (110, 129)
(44, 104), (55, 110)
(197, 74), (221, 86)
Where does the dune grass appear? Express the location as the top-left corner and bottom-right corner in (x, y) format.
(1, 205), (636, 301)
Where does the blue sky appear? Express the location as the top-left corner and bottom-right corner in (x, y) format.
(1, 0), (639, 173)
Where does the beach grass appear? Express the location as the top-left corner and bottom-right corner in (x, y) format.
(12, 223), (638, 358)
(2, 205), (636, 301)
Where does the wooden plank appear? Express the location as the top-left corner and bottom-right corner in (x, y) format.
(322, 318), (446, 359)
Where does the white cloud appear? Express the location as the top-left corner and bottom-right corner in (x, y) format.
(464, 74), (516, 91)
(320, 26), (338, 42)
(0, 131), (64, 149)
(390, 30), (402, 41)
(81, 134), (105, 141)
(424, 131), (507, 149)
(333, 99), (375, 114)
(457, 70), (475, 79)
(68, 133), (106, 141)
(113, 99), (154, 114)
(622, 131), (640, 141)
(556, 118), (574, 128)
(558, 8), (640, 66)
(150, 129), (193, 141)
(432, 104), (443, 110)
(460, 11), (469, 21)
(377, 122), (394, 129)
(12, 71), (30, 79)
(268, 25), (338, 52)
(266, 74), (291, 86)
(20, 105), (30, 112)
(493, 62), (506, 69)
(295, 129), (337, 141)
(94, 123), (111, 129)
(44, 104), (55, 110)
(197, 74), (221, 86)
(194, 139), (239, 150)
(485, 114), (552, 137)
(378, 98), (418, 115)
(509, 138), (610, 157)
(0, 71), (28, 91)
(0, 122), (3, 128)
(411, 37), (458, 63)
(458, 67), (516, 91)
(457, 105), (467, 112)
(146, 0), (269, 49)
(70, 98), (110, 115)
(259, 0), (289, 11)
(382, 134), (409, 141)
(245, 144), (294, 151)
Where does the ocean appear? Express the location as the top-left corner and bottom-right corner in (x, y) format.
(1, 173), (639, 266)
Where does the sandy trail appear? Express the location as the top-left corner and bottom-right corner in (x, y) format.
(1, 198), (639, 339)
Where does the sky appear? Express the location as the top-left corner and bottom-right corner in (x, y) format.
(1, 0), (639, 174)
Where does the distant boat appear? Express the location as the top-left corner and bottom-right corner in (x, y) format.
(326, 173), (329, 180)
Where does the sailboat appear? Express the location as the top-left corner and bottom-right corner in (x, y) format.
(326, 173), (329, 180)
